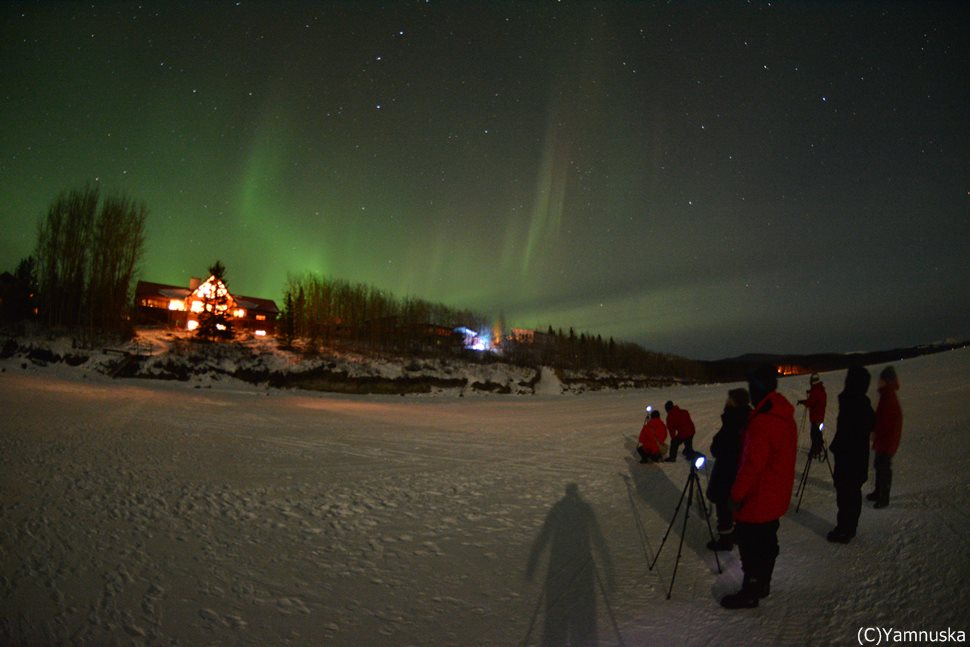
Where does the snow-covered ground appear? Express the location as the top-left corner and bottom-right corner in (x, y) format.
(1, 348), (967, 645)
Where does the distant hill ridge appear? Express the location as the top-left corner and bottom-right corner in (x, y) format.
(707, 340), (968, 380)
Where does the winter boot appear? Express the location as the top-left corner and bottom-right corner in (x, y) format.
(720, 589), (759, 609)
(758, 581), (771, 599)
(826, 527), (854, 544)
(721, 577), (764, 609)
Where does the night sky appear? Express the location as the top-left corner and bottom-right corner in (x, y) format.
(2, 2), (968, 359)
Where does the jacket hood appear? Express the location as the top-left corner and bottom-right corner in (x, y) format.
(879, 380), (900, 394)
(753, 390), (794, 422)
(843, 365), (871, 396)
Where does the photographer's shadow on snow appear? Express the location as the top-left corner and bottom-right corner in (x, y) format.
(524, 483), (617, 647)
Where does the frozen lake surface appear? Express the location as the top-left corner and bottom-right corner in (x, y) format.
(2, 348), (968, 645)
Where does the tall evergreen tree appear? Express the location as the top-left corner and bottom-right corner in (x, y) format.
(194, 261), (234, 340)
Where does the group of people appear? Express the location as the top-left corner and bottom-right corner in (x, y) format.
(827, 364), (904, 542)
(635, 363), (905, 610)
(635, 400), (697, 463)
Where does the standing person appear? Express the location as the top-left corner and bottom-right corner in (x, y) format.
(721, 365), (797, 609)
(827, 365), (875, 543)
(869, 366), (903, 509)
(706, 388), (751, 552)
(797, 373), (828, 458)
(637, 410), (668, 463)
(663, 400), (696, 462)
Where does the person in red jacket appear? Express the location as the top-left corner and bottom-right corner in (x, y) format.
(721, 364), (797, 610)
(637, 410), (668, 462)
(663, 400), (696, 462)
(797, 373), (827, 458)
(868, 366), (903, 509)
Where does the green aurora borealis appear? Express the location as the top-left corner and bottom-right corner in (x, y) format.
(2, 2), (968, 358)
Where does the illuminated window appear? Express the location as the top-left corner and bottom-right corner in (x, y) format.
(255, 314), (266, 321)
(190, 300), (204, 314)
(233, 308), (246, 318)
(169, 299), (186, 311)
(187, 319), (199, 331)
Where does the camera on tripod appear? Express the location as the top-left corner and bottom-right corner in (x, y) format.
(649, 451), (722, 598)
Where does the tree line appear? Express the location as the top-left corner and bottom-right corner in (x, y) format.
(1, 185), (147, 339)
(507, 327), (707, 379)
(279, 272), (708, 379)
(278, 272), (489, 353)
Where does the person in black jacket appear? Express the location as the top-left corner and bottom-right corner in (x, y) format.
(827, 365), (875, 543)
(705, 388), (751, 551)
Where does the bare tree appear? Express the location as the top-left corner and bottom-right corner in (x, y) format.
(33, 185), (147, 336)
(35, 186), (98, 328)
(87, 193), (147, 333)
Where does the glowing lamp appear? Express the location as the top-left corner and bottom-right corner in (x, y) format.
(255, 330), (267, 337)
(819, 423), (825, 431)
(692, 453), (707, 470)
(646, 405), (653, 413)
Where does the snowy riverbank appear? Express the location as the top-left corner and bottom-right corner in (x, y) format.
(0, 330), (683, 396)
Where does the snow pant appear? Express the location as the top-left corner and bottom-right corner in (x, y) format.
(835, 480), (863, 536)
(636, 446), (661, 462)
(735, 519), (779, 594)
(668, 437), (694, 460)
(715, 500), (734, 534)
(873, 452), (893, 504)
(809, 422), (824, 456)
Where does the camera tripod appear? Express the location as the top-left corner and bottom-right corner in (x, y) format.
(649, 460), (722, 599)
(794, 444), (834, 512)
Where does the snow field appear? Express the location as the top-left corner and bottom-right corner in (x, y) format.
(1, 348), (968, 645)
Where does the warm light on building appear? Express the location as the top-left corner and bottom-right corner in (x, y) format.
(135, 277), (278, 337)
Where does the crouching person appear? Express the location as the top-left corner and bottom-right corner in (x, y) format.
(637, 410), (668, 463)
(721, 365), (797, 609)
(706, 388), (751, 552)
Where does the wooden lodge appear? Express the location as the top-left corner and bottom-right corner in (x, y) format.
(135, 276), (278, 337)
